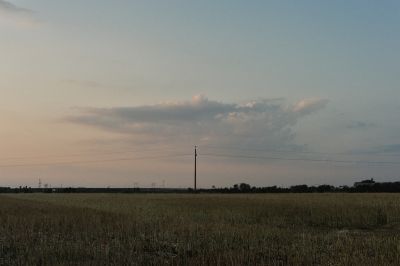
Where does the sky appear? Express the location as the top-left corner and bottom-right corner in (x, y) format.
(1, 0), (399, 188)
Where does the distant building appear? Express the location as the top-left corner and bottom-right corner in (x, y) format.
(354, 178), (376, 188)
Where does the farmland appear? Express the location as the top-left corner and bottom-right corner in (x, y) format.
(1, 193), (400, 265)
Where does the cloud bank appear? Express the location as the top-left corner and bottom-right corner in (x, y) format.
(0, 0), (39, 26)
(368, 144), (400, 154)
(66, 95), (328, 149)
(346, 121), (377, 130)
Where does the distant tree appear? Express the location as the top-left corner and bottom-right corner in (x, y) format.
(290, 185), (309, 193)
(239, 183), (251, 192)
(316, 185), (334, 193)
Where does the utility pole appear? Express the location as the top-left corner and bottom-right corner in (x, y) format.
(194, 146), (197, 192)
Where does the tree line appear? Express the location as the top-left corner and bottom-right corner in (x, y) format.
(2, 181), (400, 193)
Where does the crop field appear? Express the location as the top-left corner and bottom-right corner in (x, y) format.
(1, 193), (400, 265)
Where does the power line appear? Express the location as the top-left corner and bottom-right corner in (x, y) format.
(2, 145), (399, 170)
(201, 153), (400, 166)
(0, 147), (186, 161)
(201, 145), (400, 158)
(0, 154), (191, 168)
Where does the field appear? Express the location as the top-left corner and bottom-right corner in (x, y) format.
(1, 193), (400, 265)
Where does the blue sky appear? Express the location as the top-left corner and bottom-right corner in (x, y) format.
(1, 0), (399, 187)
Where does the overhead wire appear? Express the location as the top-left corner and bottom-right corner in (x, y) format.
(0, 154), (192, 168)
(200, 152), (400, 166)
(1, 144), (400, 169)
(0, 147), (186, 161)
(200, 145), (400, 158)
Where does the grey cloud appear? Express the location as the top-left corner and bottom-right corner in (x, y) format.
(292, 98), (329, 115)
(346, 121), (377, 130)
(86, 95), (236, 123)
(66, 95), (328, 149)
(0, 0), (39, 26)
(371, 144), (400, 154)
(351, 144), (400, 155)
(63, 79), (105, 89)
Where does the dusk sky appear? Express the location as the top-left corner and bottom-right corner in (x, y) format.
(1, 0), (400, 188)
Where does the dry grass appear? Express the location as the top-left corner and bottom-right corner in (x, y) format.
(1, 193), (400, 265)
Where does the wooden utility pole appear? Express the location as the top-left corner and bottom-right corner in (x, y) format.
(194, 146), (197, 191)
